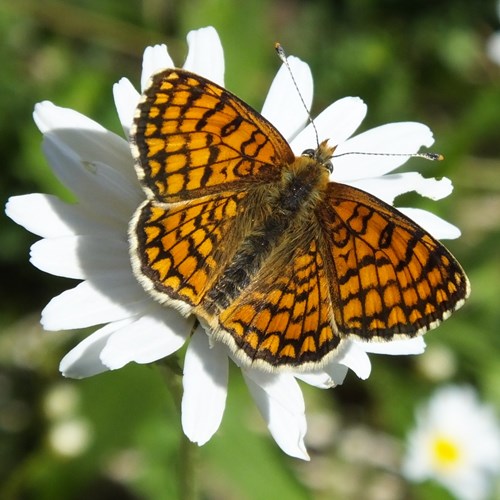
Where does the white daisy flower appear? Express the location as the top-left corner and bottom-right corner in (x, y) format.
(402, 385), (500, 500)
(5, 26), (459, 460)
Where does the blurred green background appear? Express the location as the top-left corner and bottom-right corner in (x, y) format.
(1, 1), (500, 499)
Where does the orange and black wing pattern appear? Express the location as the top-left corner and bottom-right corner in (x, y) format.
(130, 69), (295, 202)
(213, 218), (340, 369)
(129, 66), (469, 371)
(129, 184), (276, 315)
(319, 182), (470, 341)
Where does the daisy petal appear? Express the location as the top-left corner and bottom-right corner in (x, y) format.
(261, 56), (312, 141)
(359, 337), (426, 355)
(334, 122), (435, 181)
(183, 26), (225, 85)
(34, 102), (134, 181)
(334, 341), (372, 380)
(100, 308), (193, 369)
(320, 363), (349, 386)
(399, 207), (461, 239)
(243, 370), (309, 460)
(30, 235), (129, 280)
(141, 44), (174, 91)
(113, 77), (141, 137)
(41, 276), (148, 330)
(295, 371), (336, 389)
(182, 328), (228, 445)
(59, 320), (133, 378)
(291, 97), (367, 156)
(350, 172), (453, 205)
(42, 138), (141, 219)
(5, 194), (95, 238)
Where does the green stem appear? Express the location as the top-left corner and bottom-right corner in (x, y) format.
(157, 357), (198, 500)
(179, 430), (197, 500)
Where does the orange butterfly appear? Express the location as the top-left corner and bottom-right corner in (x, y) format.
(128, 69), (469, 371)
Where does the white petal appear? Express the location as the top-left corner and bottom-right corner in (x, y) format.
(113, 77), (140, 137)
(6, 194), (94, 238)
(321, 363), (349, 386)
(41, 276), (149, 330)
(486, 32), (500, 65)
(100, 308), (193, 369)
(30, 235), (129, 279)
(445, 472), (493, 500)
(261, 56), (312, 141)
(243, 370), (309, 460)
(399, 207), (461, 239)
(334, 122), (435, 181)
(43, 136), (144, 226)
(182, 328), (228, 445)
(183, 26), (224, 85)
(291, 97), (367, 156)
(334, 341), (372, 380)
(34, 102), (135, 182)
(59, 320), (133, 378)
(141, 44), (174, 91)
(295, 371), (336, 389)
(358, 337), (426, 355)
(34, 101), (105, 134)
(350, 173), (453, 205)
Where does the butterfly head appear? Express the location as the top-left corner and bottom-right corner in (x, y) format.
(301, 139), (336, 174)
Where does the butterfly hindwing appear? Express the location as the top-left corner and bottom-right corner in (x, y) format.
(212, 217), (341, 368)
(130, 189), (261, 312)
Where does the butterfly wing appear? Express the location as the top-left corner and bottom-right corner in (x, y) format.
(129, 68), (469, 370)
(130, 188), (269, 314)
(130, 69), (295, 202)
(210, 181), (469, 370)
(319, 182), (470, 340)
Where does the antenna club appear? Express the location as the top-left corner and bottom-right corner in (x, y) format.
(426, 153), (445, 161)
(275, 42), (287, 62)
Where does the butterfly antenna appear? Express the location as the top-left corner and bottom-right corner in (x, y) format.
(275, 42), (320, 150)
(275, 43), (443, 163)
(333, 151), (444, 161)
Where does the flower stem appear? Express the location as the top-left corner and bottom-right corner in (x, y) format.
(157, 357), (198, 500)
(179, 431), (198, 500)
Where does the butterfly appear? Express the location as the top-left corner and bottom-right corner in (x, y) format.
(128, 68), (470, 371)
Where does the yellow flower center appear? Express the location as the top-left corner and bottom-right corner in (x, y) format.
(432, 435), (461, 469)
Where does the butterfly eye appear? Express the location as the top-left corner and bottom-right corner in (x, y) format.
(301, 149), (316, 158)
(302, 148), (333, 173)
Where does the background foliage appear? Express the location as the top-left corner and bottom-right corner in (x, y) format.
(1, 1), (500, 499)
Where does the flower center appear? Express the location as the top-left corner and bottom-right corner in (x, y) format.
(431, 435), (461, 469)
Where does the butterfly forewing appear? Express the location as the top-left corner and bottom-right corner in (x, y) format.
(131, 69), (295, 202)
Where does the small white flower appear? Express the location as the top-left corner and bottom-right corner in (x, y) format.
(48, 418), (93, 457)
(5, 26), (459, 459)
(486, 1), (500, 65)
(402, 385), (500, 500)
